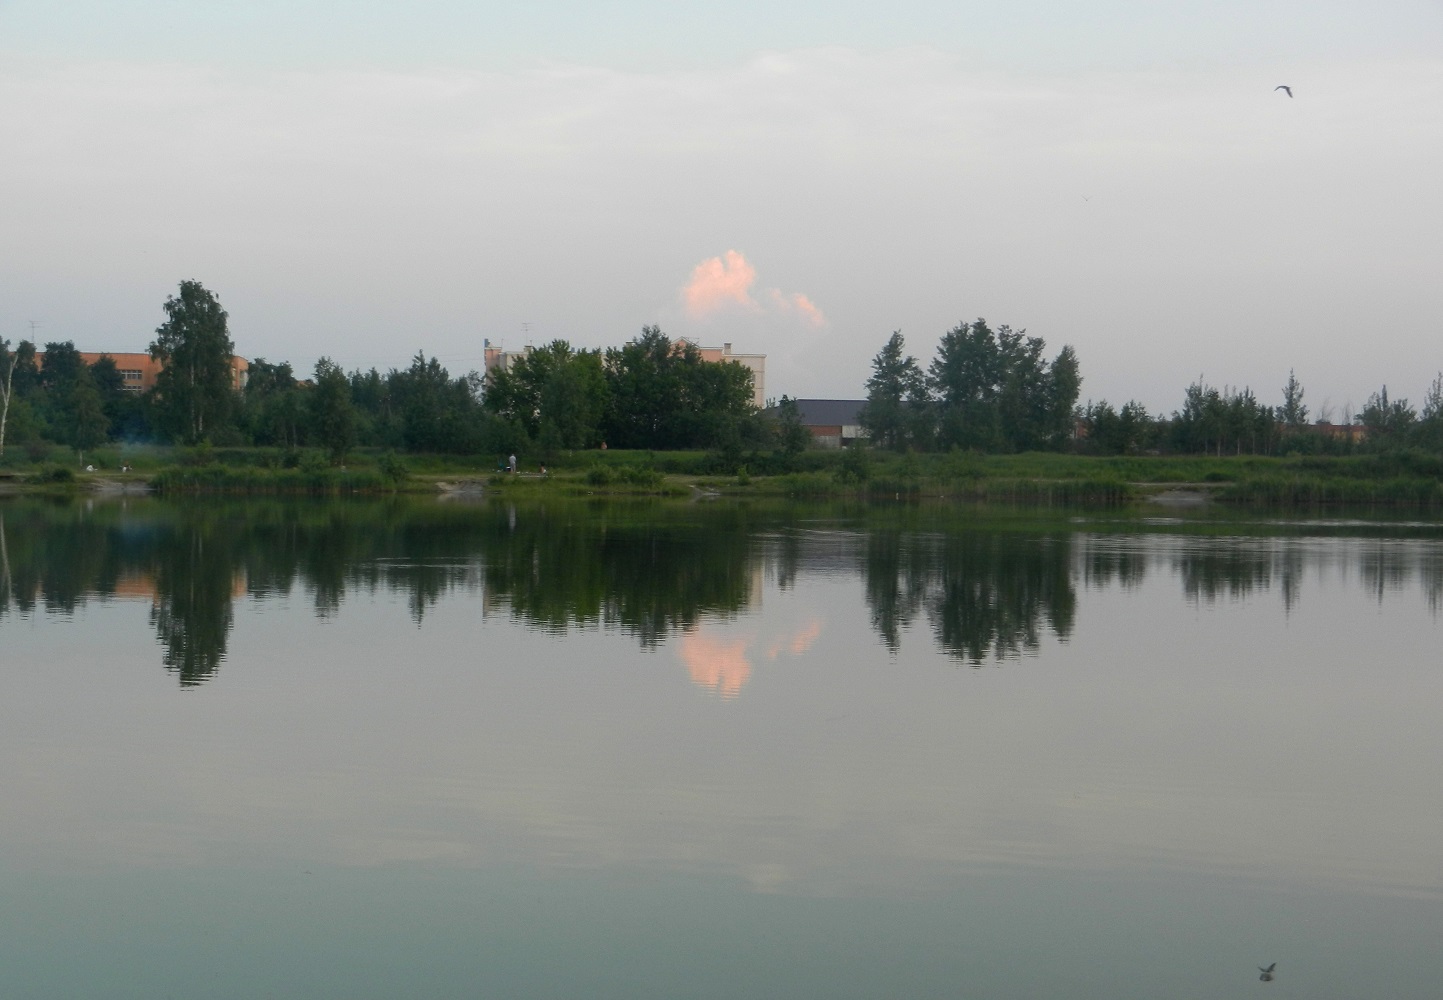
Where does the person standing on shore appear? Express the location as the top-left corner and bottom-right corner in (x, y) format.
(508, 453), (517, 473)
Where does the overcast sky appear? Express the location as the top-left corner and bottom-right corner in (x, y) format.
(3, 1), (1441, 414)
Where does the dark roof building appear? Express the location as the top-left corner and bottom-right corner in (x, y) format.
(767, 398), (869, 448)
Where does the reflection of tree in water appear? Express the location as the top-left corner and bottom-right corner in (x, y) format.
(1078, 533), (1443, 617)
(0, 504), (126, 616)
(1359, 540), (1414, 606)
(863, 529), (931, 653)
(0, 499), (760, 684)
(0, 513), (11, 612)
(149, 516), (236, 686)
(479, 502), (755, 646)
(1076, 538), (1148, 591)
(862, 527), (1076, 663)
(928, 533), (1076, 662)
(1176, 542), (1276, 604)
(9, 498), (1443, 686)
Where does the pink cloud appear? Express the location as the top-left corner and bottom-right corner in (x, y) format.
(682, 251), (827, 329)
(768, 289), (828, 328)
(684, 250), (757, 317)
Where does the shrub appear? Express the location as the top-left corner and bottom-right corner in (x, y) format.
(377, 451), (410, 486)
(619, 464), (662, 487)
(835, 446), (872, 484)
(29, 465), (75, 484)
(774, 472), (833, 496)
(181, 443), (215, 467)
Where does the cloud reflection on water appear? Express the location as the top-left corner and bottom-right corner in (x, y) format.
(680, 617), (825, 698)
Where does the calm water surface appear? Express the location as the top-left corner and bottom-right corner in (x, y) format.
(2, 497), (1441, 999)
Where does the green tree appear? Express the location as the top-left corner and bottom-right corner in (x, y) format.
(862, 331), (928, 451)
(539, 350), (607, 451)
(1172, 377), (1224, 454)
(310, 357), (356, 463)
(602, 327), (679, 448)
(4, 341), (44, 453)
(1415, 372), (1443, 451)
(994, 327), (1049, 450)
(389, 352), (485, 453)
(929, 320), (1000, 450)
(1422, 372), (1443, 423)
(772, 395), (811, 468)
(1083, 399), (1153, 455)
(1359, 385), (1416, 446)
(1279, 369), (1308, 428)
(66, 366), (110, 453)
(349, 367), (401, 448)
(929, 320), (1079, 452)
(39, 341), (85, 395)
(241, 358), (305, 448)
(1171, 378), (1276, 455)
(86, 354), (153, 442)
(149, 280), (238, 444)
(601, 327), (754, 450)
(485, 340), (607, 450)
(1044, 345), (1083, 448)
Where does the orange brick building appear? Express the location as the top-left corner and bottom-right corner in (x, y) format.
(37, 351), (250, 392)
(690, 342), (766, 408)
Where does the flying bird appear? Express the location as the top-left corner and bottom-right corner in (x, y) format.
(1259, 963), (1277, 982)
(1275, 85), (1292, 97)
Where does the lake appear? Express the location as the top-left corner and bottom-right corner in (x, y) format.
(2, 496), (1441, 999)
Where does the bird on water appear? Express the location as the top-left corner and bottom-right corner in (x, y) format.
(1275, 85), (1292, 97)
(1259, 963), (1277, 982)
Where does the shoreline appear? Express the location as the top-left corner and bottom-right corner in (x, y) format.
(2, 450), (1441, 509)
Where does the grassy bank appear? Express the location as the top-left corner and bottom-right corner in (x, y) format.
(149, 464), (395, 495)
(4, 445), (1442, 508)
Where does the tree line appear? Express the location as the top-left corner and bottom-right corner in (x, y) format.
(1, 281), (765, 464)
(9, 279), (1443, 465)
(1077, 369), (1443, 456)
(856, 320), (1443, 458)
(860, 323), (1081, 452)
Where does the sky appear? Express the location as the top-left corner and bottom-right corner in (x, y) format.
(2, 1), (1441, 414)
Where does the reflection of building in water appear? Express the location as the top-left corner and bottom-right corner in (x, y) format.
(111, 570), (249, 602)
